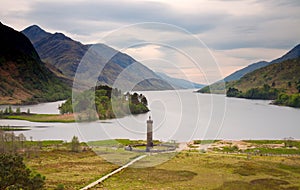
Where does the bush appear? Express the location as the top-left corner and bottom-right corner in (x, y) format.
(274, 93), (300, 108)
(55, 184), (65, 190)
(71, 136), (80, 152)
(0, 154), (45, 189)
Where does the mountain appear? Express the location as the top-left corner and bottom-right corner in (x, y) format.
(224, 57), (300, 107)
(0, 22), (70, 104)
(156, 72), (204, 89)
(227, 58), (300, 95)
(23, 26), (89, 77)
(224, 61), (269, 82)
(224, 44), (300, 82)
(22, 25), (51, 44)
(22, 25), (176, 91)
(271, 44), (300, 64)
(198, 44), (300, 93)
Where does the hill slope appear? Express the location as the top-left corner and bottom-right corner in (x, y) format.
(199, 44), (300, 94)
(0, 22), (70, 104)
(224, 44), (300, 82)
(225, 58), (300, 107)
(224, 61), (269, 82)
(22, 25), (175, 91)
(227, 58), (300, 95)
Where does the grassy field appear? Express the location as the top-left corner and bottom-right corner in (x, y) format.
(25, 149), (117, 190)
(95, 151), (300, 190)
(19, 140), (300, 190)
(3, 113), (75, 122)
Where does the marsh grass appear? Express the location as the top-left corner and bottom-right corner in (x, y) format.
(5, 114), (75, 122)
(25, 149), (117, 189)
(21, 140), (300, 189)
(97, 151), (300, 190)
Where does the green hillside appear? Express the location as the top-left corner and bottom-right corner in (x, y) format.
(199, 58), (300, 107)
(227, 58), (300, 107)
(198, 43), (300, 95)
(228, 58), (300, 94)
(0, 23), (70, 104)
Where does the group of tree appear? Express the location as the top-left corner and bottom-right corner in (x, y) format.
(0, 129), (45, 189)
(0, 106), (30, 116)
(227, 83), (300, 108)
(59, 85), (149, 121)
(0, 130), (84, 189)
(0, 129), (27, 154)
(226, 84), (279, 100)
(274, 93), (300, 108)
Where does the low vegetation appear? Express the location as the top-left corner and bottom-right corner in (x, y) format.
(2, 114), (75, 123)
(0, 130), (117, 189)
(1, 133), (300, 189)
(0, 154), (45, 190)
(96, 151), (300, 189)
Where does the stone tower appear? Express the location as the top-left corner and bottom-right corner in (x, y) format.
(146, 116), (153, 151)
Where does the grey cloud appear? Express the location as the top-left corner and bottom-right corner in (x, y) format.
(9, 0), (298, 51)
(22, 0), (226, 34)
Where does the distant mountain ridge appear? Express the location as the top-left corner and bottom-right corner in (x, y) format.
(198, 43), (300, 94)
(22, 25), (201, 91)
(0, 23), (70, 104)
(270, 44), (300, 64)
(224, 61), (269, 82)
(224, 44), (300, 82)
(156, 72), (204, 89)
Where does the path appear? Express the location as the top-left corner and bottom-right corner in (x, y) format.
(80, 155), (147, 190)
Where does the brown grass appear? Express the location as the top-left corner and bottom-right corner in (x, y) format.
(25, 149), (117, 190)
(95, 151), (300, 189)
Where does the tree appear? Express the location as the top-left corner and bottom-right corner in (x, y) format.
(296, 80), (300, 93)
(226, 87), (240, 97)
(18, 133), (26, 149)
(8, 106), (13, 114)
(284, 137), (295, 148)
(0, 154), (45, 190)
(71, 136), (80, 152)
(16, 107), (21, 114)
(130, 93), (140, 105)
(4, 107), (8, 114)
(141, 96), (148, 106)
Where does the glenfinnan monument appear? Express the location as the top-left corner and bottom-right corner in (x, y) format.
(146, 116), (153, 152)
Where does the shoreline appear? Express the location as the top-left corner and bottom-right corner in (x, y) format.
(0, 113), (75, 123)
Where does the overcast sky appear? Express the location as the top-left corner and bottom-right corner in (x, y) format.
(1, 0), (299, 84)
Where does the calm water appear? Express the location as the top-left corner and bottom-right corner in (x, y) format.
(1, 90), (299, 142)
(0, 100), (65, 114)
